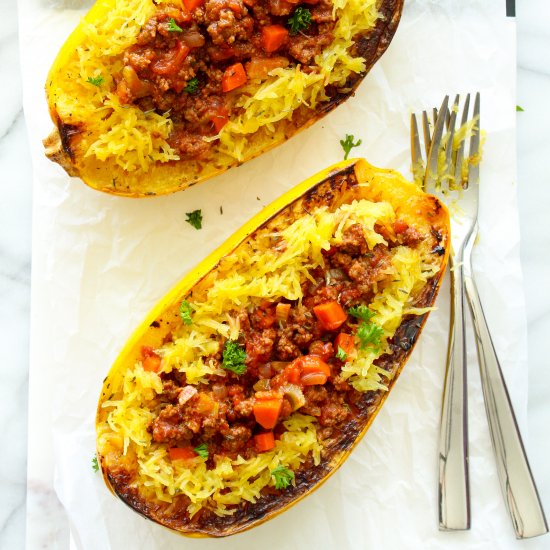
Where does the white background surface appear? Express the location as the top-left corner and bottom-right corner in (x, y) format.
(0, 0), (549, 548)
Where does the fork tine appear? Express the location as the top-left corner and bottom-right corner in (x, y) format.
(422, 111), (431, 159)
(467, 92), (481, 186)
(444, 95), (459, 180)
(410, 114), (423, 163)
(454, 93), (471, 186)
(424, 95), (449, 190)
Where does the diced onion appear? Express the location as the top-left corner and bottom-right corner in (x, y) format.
(300, 372), (328, 386)
(178, 385), (198, 405)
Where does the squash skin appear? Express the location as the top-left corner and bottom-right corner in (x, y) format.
(96, 158), (450, 536)
(44, 0), (404, 197)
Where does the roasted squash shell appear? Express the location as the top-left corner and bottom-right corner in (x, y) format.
(44, 0), (403, 197)
(96, 158), (450, 536)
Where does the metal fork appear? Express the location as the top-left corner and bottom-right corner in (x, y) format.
(411, 94), (548, 538)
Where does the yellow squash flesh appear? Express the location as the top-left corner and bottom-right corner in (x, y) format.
(96, 158), (450, 536)
(44, 0), (403, 197)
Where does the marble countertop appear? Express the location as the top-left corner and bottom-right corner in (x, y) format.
(2, 0), (549, 548)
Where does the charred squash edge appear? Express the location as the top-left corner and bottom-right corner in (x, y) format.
(96, 158), (450, 536)
(44, 0), (404, 197)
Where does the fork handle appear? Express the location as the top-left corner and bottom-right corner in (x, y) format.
(438, 256), (471, 531)
(463, 264), (548, 539)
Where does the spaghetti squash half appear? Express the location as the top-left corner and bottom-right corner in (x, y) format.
(44, 0), (403, 196)
(96, 158), (450, 536)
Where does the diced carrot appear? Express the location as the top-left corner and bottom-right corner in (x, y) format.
(152, 41), (190, 75)
(299, 355), (331, 378)
(168, 447), (197, 461)
(335, 333), (355, 360)
(222, 63), (247, 92)
(313, 300), (348, 331)
(254, 431), (276, 452)
(253, 397), (283, 429)
(282, 363), (301, 385)
(183, 0), (205, 10)
(394, 219), (409, 234)
(261, 25), (289, 53)
(142, 355), (161, 372)
(211, 107), (229, 133)
(141, 346), (161, 372)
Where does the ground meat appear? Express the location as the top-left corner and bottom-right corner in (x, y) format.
(308, 340), (334, 361)
(246, 328), (277, 366)
(221, 424), (252, 452)
(276, 331), (301, 360)
(151, 405), (195, 444)
(340, 224), (368, 255)
(116, 0), (337, 160)
(319, 399), (349, 427)
(205, 0), (254, 46)
(287, 29), (334, 65)
(234, 398), (255, 418)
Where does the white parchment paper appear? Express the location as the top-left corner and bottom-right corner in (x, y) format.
(21, 0), (546, 547)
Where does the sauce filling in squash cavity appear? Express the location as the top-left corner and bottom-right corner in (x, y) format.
(98, 196), (444, 519)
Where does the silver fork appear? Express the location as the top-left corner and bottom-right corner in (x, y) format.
(411, 94), (548, 538)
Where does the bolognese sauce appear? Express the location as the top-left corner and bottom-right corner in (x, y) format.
(115, 0), (337, 158)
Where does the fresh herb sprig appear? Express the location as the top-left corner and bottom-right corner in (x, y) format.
(271, 465), (295, 490)
(86, 75), (104, 87)
(336, 346), (348, 361)
(340, 134), (362, 160)
(184, 77), (200, 94)
(179, 300), (193, 325)
(222, 340), (247, 375)
(185, 209), (203, 229)
(92, 456), (99, 473)
(194, 443), (209, 459)
(288, 7), (312, 35)
(356, 321), (384, 351)
(167, 18), (183, 32)
(348, 305), (375, 323)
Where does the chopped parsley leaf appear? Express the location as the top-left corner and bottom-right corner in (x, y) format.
(271, 465), (295, 490)
(340, 134), (362, 160)
(516, 105), (524, 112)
(336, 346), (348, 361)
(86, 75), (104, 87)
(179, 300), (193, 325)
(92, 456), (99, 473)
(288, 7), (312, 35)
(222, 340), (247, 375)
(194, 443), (209, 459)
(356, 321), (384, 351)
(348, 305), (375, 322)
(185, 209), (203, 229)
(167, 18), (183, 32)
(184, 77), (200, 94)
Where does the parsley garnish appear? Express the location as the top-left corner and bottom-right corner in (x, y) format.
(348, 305), (375, 322)
(185, 209), (203, 229)
(222, 340), (247, 375)
(86, 75), (104, 87)
(516, 105), (524, 112)
(336, 346), (348, 361)
(288, 7), (312, 35)
(194, 443), (209, 459)
(356, 321), (384, 351)
(340, 134), (362, 160)
(179, 300), (193, 325)
(271, 465), (295, 490)
(92, 456), (99, 473)
(167, 18), (183, 32)
(184, 77), (200, 94)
